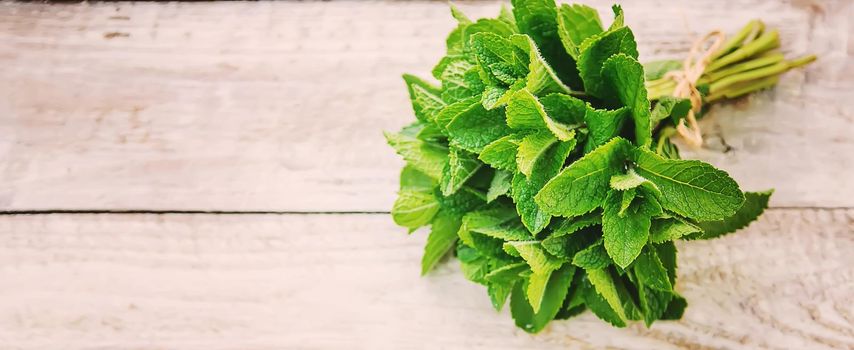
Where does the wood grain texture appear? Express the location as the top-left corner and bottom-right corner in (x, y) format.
(1, 1), (851, 212)
(0, 210), (851, 349)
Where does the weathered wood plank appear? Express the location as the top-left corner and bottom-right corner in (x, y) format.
(0, 1), (851, 211)
(0, 210), (851, 349)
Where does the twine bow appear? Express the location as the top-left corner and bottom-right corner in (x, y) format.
(664, 31), (726, 148)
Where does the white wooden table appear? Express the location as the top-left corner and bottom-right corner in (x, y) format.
(1, 1), (852, 349)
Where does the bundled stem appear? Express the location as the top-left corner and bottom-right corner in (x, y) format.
(645, 20), (816, 146)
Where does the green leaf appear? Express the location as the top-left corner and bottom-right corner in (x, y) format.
(650, 96), (691, 125)
(403, 74), (446, 122)
(661, 293), (687, 320)
(459, 206), (532, 243)
(583, 105), (628, 153)
(449, 3), (472, 24)
(609, 168), (648, 190)
(479, 134), (523, 172)
(516, 132), (557, 178)
(643, 59), (682, 81)
(602, 190), (661, 268)
(441, 147), (482, 196)
(572, 240), (611, 269)
(654, 241), (678, 285)
(581, 274), (626, 327)
(577, 27), (638, 99)
(693, 190), (773, 239)
(539, 93), (587, 125)
(400, 165), (436, 192)
(446, 100), (512, 153)
(526, 269), (553, 313)
(602, 53), (651, 147)
(510, 35), (572, 96)
(649, 217), (702, 243)
(435, 95), (481, 130)
(510, 0), (581, 89)
(488, 282), (516, 312)
(469, 32), (527, 85)
(436, 186), (485, 215)
(536, 137), (632, 217)
(549, 211), (602, 238)
(392, 190), (440, 231)
(506, 89), (577, 141)
(463, 19), (517, 50)
(384, 130), (448, 179)
(608, 5), (625, 31)
(585, 268), (627, 321)
(636, 282), (673, 327)
(633, 149), (745, 221)
(509, 264), (575, 333)
(556, 4), (604, 60)
(485, 262), (528, 285)
(511, 140), (574, 234)
(487, 170), (513, 202)
(421, 211), (463, 275)
(504, 241), (563, 276)
(541, 226), (599, 259)
(633, 246), (672, 291)
(437, 57), (483, 103)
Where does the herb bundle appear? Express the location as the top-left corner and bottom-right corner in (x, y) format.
(385, 0), (811, 332)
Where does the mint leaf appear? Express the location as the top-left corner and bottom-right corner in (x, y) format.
(556, 4), (604, 60)
(541, 227), (598, 260)
(633, 149), (745, 221)
(400, 165), (436, 192)
(577, 27), (638, 99)
(649, 217), (702, 243)
(488, 282), (515, 312)
(693, 190), (773, 239)
(633, 246), (672, 291)
(636, 282), (673, 327)
(435, 95), (481, 130)
(516, 132), (557, 177)
(441, 147), (482, 196)
(486, 262), (528, 285)
(446, 101), (512, 153)
(581, 274), (625, 327)
(572, 240), (611, 269)
(392, 190), (440, 232)
(403, 74), (446, 122)
(650, 96), (691, 125)
(470, 32), (527, 86)
(661, 293), (687, 320)
(539, 93), (587, 125)
(536, 138), (632, 217)
(487, 170), (513, 202)
(510, 35), (572, 96)
(549, 211), (602, 238)
(609, 168), (648, 190)
(385, 130), (448, 179)
(511, 140), (574, 234)
(510, 264), (575, 333)
(526, 269), (554, 313)
(583, 105), (628, 152)
(422, 210), (463, 275)
(506, 89), (577, 141)
(459, 206), (532, 243)
(585, 268), (628, 322)
(479, 134), (523, 172)
(510, 0), (580, 89)
(504, 241), (562, 275)
(602, 190), (662, 268)
(602, 53), (651, 147)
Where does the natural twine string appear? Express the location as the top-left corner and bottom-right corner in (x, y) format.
(664, 31), (726, 148)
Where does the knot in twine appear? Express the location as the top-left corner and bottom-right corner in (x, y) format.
(664, 31), (726, 148)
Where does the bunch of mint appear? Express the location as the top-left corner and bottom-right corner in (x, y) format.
(385, 0), (781, 332)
